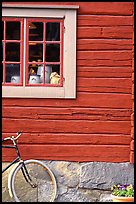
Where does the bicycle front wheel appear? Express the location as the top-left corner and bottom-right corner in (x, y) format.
(11, 160), (57, 202)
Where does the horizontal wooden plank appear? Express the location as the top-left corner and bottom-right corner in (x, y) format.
(131, 128), (134, 139)
(77, 59), (132, 67)
(77, 51), (132, 67)
(2, 107), (131, 121)
(2, 119), (131, 134)
(130, 140), (134, 151)
(78, 15), (133, 26)
(2, 133), (131, 145)
(77, 51), (132, 60)
(77, 67), (132, 78)
(78, 26), (133, 39)
(3, 2), (133, 15)
(77, 39), (133, 51)
(2, 93), (132, 109)
(2, 144), (130, 162)
(77, 78), (131, 94)
(77, 87), (131, 94)
(130, 151), (134, 164)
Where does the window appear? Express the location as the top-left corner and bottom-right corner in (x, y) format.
(2, 18), (23, 85)
(2, 4), (78, 98)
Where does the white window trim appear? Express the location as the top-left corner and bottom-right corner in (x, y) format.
(2, 5), (78, 98)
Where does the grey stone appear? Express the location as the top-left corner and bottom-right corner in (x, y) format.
(100, 193), (113, 202)
(2, 161), (134, 202)
(55, 188), (93, 202)
(79, 162), (134, 190)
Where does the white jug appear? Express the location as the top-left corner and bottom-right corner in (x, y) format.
(29, 75), (40, 84)
(37, 65), (52, 83)
(11, 76), (20, 83)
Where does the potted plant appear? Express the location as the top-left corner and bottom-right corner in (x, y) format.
(111, 184), (134, 202)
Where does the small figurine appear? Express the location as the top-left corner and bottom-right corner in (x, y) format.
(50, 72), (60, 84)
(29, 68), (36, 75)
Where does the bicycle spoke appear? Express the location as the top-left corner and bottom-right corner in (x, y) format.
(11, 160), (57, 202)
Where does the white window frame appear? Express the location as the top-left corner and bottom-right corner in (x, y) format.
(2, 4), (79, 98)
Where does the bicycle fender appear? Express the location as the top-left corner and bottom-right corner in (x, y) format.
(8, 162), (21, 198)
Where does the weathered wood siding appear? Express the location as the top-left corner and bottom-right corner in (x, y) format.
(2, 2), (134, 162)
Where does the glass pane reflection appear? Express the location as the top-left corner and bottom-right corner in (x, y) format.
(6, 43), (20, 62)
(5, 64), (20, 83)
(46, 22), (60, 41)
(29, 44), (43, 62)
(29, 22), (43, 41)
(6, 22), (20, 40)
(46, 44), (60, 62)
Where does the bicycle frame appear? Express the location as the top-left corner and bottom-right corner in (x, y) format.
(2, 143), (21, 174)
(2, 138), (37, 188)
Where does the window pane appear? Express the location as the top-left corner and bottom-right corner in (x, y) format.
(29, 22), (43, 41)
(28, 63), (41, 84)
(6, 43), (20, 62)
(49, 65), (60, 85)
(29, 43), (43, 62)
(46, 44), (60, 62)
(46, 22), (60, 41)
(6, 22), (20, 40)
(5, 64), (20, 83)
(37, 65), (53, 84)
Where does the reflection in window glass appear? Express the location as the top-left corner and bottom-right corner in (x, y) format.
(46, 22), (60, 41)
(6, 22), (20, 40)
(29, 22), (43, 41)
(6, 43), (20, 62)
(5, 64), (20, 83)
(29, 43), (43, 62)
(46, 44), (60, 62)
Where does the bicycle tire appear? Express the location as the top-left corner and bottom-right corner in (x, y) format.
(10, 159), (57, 202)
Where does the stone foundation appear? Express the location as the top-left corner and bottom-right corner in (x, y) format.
(2, 161), (134, 202)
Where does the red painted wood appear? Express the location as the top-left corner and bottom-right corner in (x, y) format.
(130, 151), (134, 164)
(77, 67), (132, 78)
(2, 133), (131, 145)
(2, 118), (131, 135)
(2, 107), (131, 121)
(77, 51), (132, 60)
(78, 15), (133, 26)
(2, 144), (130, 162)
(2, 93), (132, 109)
(77, 50), (132, 66)
(2, 1), (134, 162)
(130, 140), (134, 151)
(77, 78), (131, 94)
(78, 26), (133, 39)
(131, 128), (134, 139)
(77, 39), (133, 51)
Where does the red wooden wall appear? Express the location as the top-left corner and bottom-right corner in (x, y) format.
(2, 2), (134, 163)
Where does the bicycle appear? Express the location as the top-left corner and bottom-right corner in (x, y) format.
(2, 131), (57, 202)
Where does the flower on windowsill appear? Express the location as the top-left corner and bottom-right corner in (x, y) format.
(111, 184), (134, 197)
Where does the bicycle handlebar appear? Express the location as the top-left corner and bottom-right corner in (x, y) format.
(2, 131), (23, 142)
